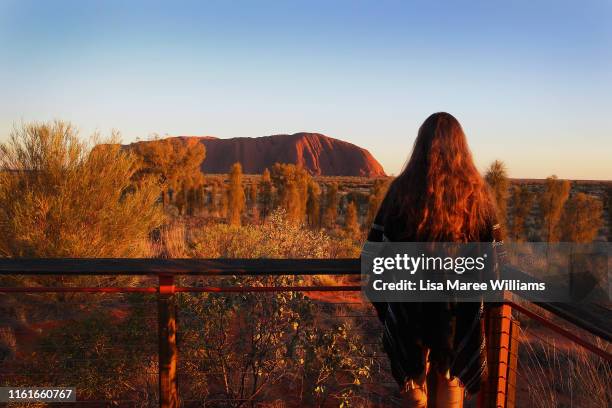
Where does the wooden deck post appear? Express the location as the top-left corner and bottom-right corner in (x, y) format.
(158, 274), (179, 408)
(479, 303), (519, 408)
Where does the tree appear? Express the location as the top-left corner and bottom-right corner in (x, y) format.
(539, 176), (571, 242)
(344, 201), (361, 238)
(248, 181), (258, 210)
(323, 183), (339, 229)
(365, 179), (390, 228)
(0, 121), (164, 257)
(270, 163), (310, 225)
(270, 163), (289, 208)
(131, 137), (205, 208)
(209, 182), (219, 216)
(306, 180), (321, 229)
(174, 181), (188, 215)
(286, 179), (302, 224)
(559, 193), (603, 243)
(220, 188), (229, 219)
(193, 185), (206, 213)
(227, 162), (246, 226)
(485, 160), (510, 230)
(509, 184), (534, 242)
(259, 168), (274, 219)
(247, 181), (259, 223)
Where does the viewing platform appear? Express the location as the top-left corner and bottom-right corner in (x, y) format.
(0, 259), (610, 407)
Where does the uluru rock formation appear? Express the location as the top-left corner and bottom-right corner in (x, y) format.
(129, 133), (386, 177)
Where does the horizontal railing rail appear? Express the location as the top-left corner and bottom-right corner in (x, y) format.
(0, 258), (360, 276)
(503, 264), (612, 343)
(1, 259), (609, 341)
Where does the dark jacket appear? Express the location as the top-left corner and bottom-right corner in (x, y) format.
(364, 193), (496, 394)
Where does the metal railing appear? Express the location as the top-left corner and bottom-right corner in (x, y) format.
(0, 259), (610, 407)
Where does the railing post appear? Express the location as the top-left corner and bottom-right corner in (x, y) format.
(158, 274), (179, 407)
(506, 316), (519, 408)
(479, 303), (519, 408)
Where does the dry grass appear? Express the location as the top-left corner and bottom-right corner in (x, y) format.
(519, 326), (611, 408)
(150, 220), (190, 258)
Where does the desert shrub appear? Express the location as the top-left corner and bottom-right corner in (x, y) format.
(270, 163), (311, 225)
(306, 180), (322, 229)
(485, 160), (510, 232)
(190, 210), (359, 259)
(538, 176), (571, 242)
(179, 282), (304, 403)
(0, 121), (164, 258)
(344, 201), (361, 239)
(323, 183), (339, 229)
(130, 136), (205, 214)
(259, 168), (274, 219)
(509, 185), (534, 242)
(227, 162), (246, 226)
(247, 180), (259, 221)
(297, 320), (372, 407)
(559, 193), (603, 243)
(365, 178), (390, 230)
(168, 210), (368, 406)
(0, 121), (165, 350)
(11, 294), (158, 404)
(179, 282), (372, 407)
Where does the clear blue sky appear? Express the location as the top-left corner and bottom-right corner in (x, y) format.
(1, 0), (610, 179)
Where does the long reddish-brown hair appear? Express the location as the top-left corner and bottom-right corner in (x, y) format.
(385, 112), (495, 241)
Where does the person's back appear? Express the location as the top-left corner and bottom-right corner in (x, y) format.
(365, 112), (497, 408)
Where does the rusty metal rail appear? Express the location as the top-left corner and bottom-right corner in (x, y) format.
(0, 258), (360, 276)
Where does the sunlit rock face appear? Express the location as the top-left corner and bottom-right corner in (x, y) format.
(163, 132), (386, 177)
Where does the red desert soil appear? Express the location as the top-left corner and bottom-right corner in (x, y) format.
(9, 307), (130, 357)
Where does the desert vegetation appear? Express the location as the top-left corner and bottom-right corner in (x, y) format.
(0, 122), (610, 406)
(485, 160), (510, 232)
(519, 323), (611, 408)
(0, 122), (164, 258)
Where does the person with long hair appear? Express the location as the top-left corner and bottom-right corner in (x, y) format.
(365, 112), (498, 407)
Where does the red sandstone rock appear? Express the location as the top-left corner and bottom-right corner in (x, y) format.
(129, 133), (386, 176)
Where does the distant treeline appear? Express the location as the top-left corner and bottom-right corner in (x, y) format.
(155, 152), (609, 244)
(125, 134), (391, 238)
(484, 160), (609, 243)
